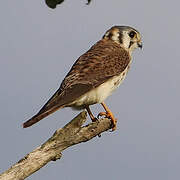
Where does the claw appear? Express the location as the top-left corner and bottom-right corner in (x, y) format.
(97, 111), (117, 131)
(111, 122), (117, 131)
(97, 112), (107, 119)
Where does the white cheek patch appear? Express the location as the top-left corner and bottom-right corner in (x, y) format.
(111, 33), (119, 42)
(122, 32), (131, 49)
(105, 32), (110, 37)
(104, 29), (120, 43)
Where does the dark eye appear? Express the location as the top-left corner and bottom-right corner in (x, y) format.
(129, 31), (136, 38)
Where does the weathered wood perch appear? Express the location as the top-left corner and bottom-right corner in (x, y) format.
(0, 111), (112, 180)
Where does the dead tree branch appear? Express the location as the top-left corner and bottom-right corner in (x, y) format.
(0, 111), (112, 180)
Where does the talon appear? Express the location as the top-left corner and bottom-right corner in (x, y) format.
(97, 111), (117, 131)
(97, 112), (107, 119)
(109, 115), (117, 131)
(111, 120), (117, 131)
(100, 102), (118, 131)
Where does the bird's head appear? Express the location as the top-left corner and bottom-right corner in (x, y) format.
(103, 26), (142, 53)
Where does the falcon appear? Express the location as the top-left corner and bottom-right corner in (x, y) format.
(23, 26), (142, 130)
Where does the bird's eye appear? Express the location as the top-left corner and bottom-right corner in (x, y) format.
(129, 31), (136, 38)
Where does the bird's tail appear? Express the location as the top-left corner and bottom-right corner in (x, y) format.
(23, 106), (63, 128)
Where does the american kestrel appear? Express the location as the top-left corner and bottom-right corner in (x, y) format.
(23, 26), (142, 130)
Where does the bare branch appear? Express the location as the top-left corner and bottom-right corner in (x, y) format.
(0, 111), (112, 180)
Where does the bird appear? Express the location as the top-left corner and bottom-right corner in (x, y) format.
(23, 25), (142, 130)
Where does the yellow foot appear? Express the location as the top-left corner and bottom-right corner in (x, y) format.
(97, 111), (117, 131)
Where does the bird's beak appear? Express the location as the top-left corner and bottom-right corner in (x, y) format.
(137, 41), (143, 49)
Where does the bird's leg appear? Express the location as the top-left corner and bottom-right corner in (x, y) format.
(86, 106), (98, 122)
(98, 102), (117, 131)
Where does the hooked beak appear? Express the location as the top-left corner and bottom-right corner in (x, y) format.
(137, 41), (143, 49)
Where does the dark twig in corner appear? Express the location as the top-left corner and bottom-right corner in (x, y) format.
(45, 0), (93, 9)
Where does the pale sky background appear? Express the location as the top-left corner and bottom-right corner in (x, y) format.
(0, 0), (180, 180)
